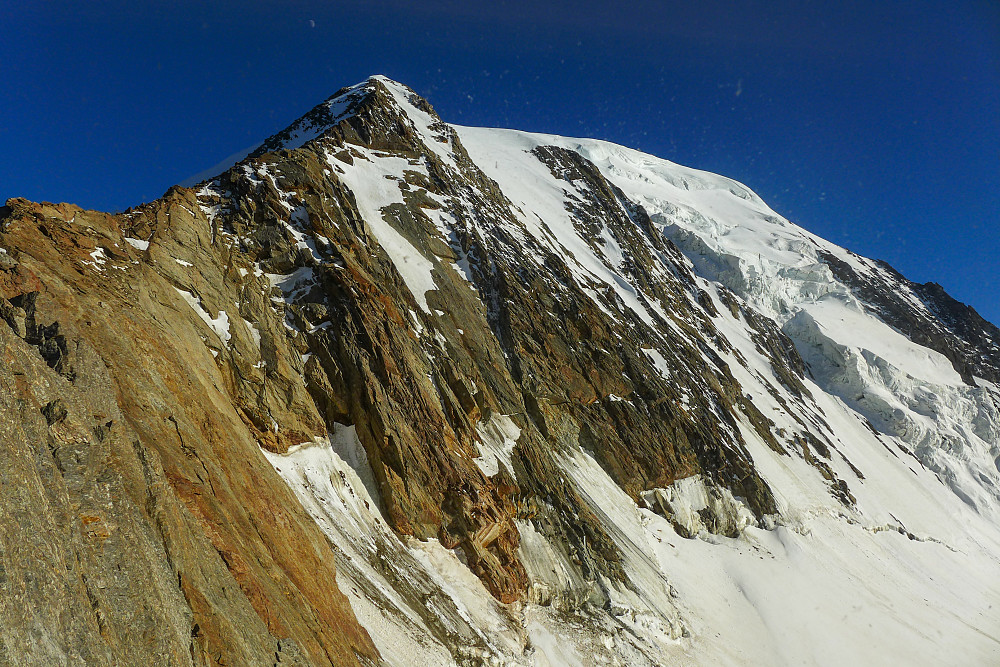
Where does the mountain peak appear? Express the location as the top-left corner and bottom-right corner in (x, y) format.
(180, 76), (443, 187)
(4, 74), (1000, 666)
(252, 77), (379, 154)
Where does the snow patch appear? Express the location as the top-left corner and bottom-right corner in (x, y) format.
(473, 414), (521, 478)
(81, 247), (108, 272)
(326, 147), (438, 312)
(173, 287), (231, 348)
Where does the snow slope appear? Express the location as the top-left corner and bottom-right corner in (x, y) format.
(457, 123), (1000, 665)
(457, 123), (1000, 524)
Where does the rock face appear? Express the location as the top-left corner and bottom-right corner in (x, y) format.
(0, 205), (378, 664)
(1, 76), (999, 666)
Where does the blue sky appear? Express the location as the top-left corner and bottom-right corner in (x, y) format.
(2, 1), (998, 324)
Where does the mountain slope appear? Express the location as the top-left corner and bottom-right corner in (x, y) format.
(0, 75), (997, 666)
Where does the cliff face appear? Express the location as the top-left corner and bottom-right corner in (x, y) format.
(0, 197), (379, 665)
(1, 77), (999, 666)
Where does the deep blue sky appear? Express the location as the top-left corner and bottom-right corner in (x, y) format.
(2, 1), (998, 324)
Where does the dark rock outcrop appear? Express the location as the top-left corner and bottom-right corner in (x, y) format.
(818, 250), (1000, 385)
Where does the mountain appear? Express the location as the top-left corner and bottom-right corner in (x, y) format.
(1, 75), (998, 666)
